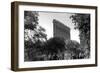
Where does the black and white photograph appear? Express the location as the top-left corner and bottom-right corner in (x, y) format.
(11, 2), (97, 71)
(24, 11), (91, 61)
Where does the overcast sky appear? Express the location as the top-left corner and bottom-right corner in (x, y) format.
(38, 11), (80, 43)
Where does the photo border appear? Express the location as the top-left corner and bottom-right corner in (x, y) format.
(11, 1), (98, 71)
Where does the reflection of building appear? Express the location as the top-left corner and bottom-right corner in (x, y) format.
(53, 19), (70, 40)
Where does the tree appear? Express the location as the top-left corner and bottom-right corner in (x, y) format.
(43, 37), (66, 60)
(65, 40), (82, 59)
(24, 11), (47, 61)
(70, 14), (90, 58)
(24, 11), (38, 30)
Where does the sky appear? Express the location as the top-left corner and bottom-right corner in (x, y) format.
(38, 11), (80, 43)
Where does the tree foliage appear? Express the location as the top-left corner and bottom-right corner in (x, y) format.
(24, 11), (47, 61)
(70, 14), (90, 58)
(70, 14), (90, 47)
(42, 37), (66, 60)
(46, 37), (66, 53)
(65, 40), (83, 59)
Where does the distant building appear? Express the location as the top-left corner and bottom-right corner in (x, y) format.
(53, 19), (70, 40)
(53, 19), (71, 59)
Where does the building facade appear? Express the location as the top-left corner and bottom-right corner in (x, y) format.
(53, 19), (70, 41)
